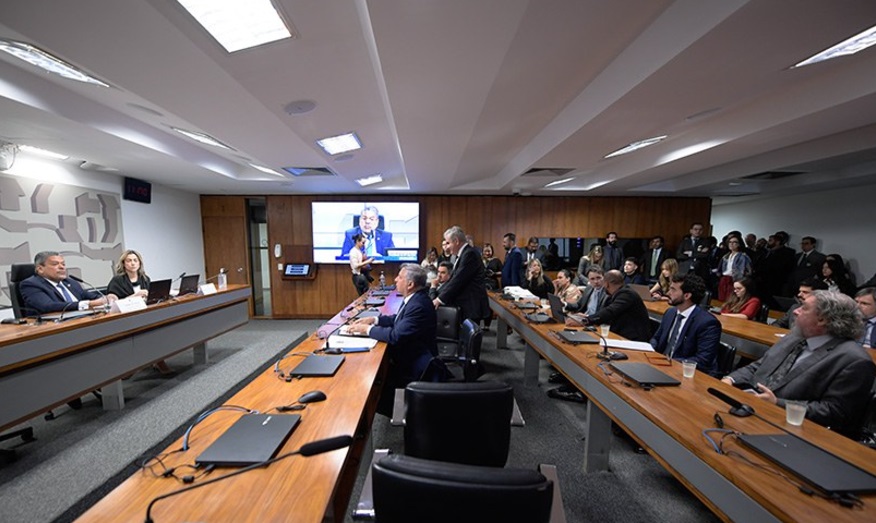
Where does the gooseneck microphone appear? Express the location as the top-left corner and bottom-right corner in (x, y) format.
(66, 275), (110, 312)
(707, 387), (754, 417)
(144, 435), (353, 522)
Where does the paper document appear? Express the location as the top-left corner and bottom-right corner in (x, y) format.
(604, 339), (655, 352)
(502, 286), (538, 300)
(326, 334), (378, 349)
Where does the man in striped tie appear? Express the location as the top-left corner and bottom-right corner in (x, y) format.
(19, 251), (115, 315)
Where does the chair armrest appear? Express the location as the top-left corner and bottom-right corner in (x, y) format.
(538, 464), (567, 523)
(351, 448), (391, 520)
(511, 398), (526, 427)
(390, 388), (406, 426)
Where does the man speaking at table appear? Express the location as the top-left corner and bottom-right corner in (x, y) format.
(722, 291), (875, 438)
(348, 264), (444, 415)
(20, 251), (116, 315)
(650, 274), (721, 375)
(567, 270), (650, 342)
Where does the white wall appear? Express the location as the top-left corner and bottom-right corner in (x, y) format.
(711, 181), (876, 285)
(5, 156), (204, 282)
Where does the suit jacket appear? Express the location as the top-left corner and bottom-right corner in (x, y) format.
(438, 245), (490, 322)
(603, 244), (623, 271)
(340, 227), (395, 256)
(755, 246), (795, 297)
(641, 247), (669, 281)
(650, 305), (721, 375)
(788, 250), (826, 291)
(566, 285), (607, 314)
(106, 273), (151, 299)
(369, 289), (438, 384)
(727, 333), (876, 437)
(19, 275), (102, 315)
(501, 246), (523, 288)
(773, 303), (801, 329)
(675, 235), (703, 273)
(586, 286), (650, 342)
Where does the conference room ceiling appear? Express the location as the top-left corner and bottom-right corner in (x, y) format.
(1, 0), (875, 201)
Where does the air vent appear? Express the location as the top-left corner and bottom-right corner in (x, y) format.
(741, 171), (806, 181)
(522, 168), (574, 177)
(281, 166), (336, 177)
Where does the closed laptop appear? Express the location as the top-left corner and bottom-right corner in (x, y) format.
(195, 413), (301, 467)
(608, 362), (680, 387)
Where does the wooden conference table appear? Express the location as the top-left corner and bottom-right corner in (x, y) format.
(74, 291), (397, 523)
(490, 292), (876, 523)
(0, 285), (250, 433)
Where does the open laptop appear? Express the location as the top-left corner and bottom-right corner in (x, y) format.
(289, 354), (345, 377)
(608, 362), (680, 387)
(146, 279), (172, 305)
(195, 413), (301, 467)
(630, 284), (656, 302)
(737, 434), (876, 494)
(547, 293), (599, 344)
(178, 274), (200, 295)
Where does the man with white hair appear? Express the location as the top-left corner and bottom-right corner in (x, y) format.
(433, 225), (490, 324)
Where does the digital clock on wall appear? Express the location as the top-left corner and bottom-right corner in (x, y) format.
(123, 177), (152, 203)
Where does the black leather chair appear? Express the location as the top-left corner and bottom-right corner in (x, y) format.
(771, 295), (796, 313)
(404, 380), (512, 467)
(435, 305), (461, 360)
(648, 317), (661, 339)
(372, 454), (557, 523)
(713, 342), (737, 378)
(756, 303), (770, 323)
(9, 263), (35, 318)
(699, 290), (712, 309)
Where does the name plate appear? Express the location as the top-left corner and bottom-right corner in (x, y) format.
(199, 283), (218, 295)
(111, 296), (147, 314)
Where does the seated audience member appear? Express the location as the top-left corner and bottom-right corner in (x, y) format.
(106, 249), (150, 299)
(566, 266), (608, 315)
(817, 257), (856, 297)
(348, 264), (445, 415)
(20, 251), (117, 315)
(855, 287), (876, 349)
(716, 235), (752, 301)
(552, 269), (582, 306)
(719, 277), (761, 320)
(622, 257), (647, 285)
(723, 291), (875, 439)
(482, 243), (503, 291)
(567, 270), (650, 342)
(651, 274), (721, 375)
(576, 244), (606, 284)
(429, 261), (453, 300)
(521, 259), (554, 299)
(649, 258), (679, 301)
(774, 278), (828, 330)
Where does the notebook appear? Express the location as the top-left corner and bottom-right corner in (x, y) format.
(547, 293), (567, 323)
(737, 434), (876, 494)
(608, 362), (680, 387)
(178, 274), (200, 295)
(145, 279), (172, 304)
(195, 414), (301, 467)
(289, 354), (345, 377)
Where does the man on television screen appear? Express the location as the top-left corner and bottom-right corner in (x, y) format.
(340, 205), (395, 257)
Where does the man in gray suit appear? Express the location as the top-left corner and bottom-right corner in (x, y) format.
(566, 265), (608, 315)
(723, 291), (875, 439)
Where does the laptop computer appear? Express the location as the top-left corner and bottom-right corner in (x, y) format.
(371, 290), (391, 297)
(630, 284), (656, 302)
(608, 362), (680, 387)
(195, 413), (301, 467)
(178, 274), (200, 295)
(737, 434), (876, 494)
(289, 354), (345, 377)
(524, 312), (552, 323)
(354, 309), (381, 319)
(146, 279), (172, 305)
(364, 297), (385, 307)
(546, 294), (599, 343)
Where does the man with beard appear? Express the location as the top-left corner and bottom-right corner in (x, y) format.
(603, 231), (623, 271)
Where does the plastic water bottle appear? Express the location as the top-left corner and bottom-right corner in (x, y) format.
(379, 271), (386, 289)
(217, 268), (227, 290)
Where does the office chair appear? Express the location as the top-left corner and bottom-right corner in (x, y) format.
(434, 314), (483, 382)
(756, 303), (770, 323)
(9, 263), (36, 318)
(435, 306), (461, 360)
(648, 317), (661, 339)
(699, 290), (712, 309)
(372, 454), (561, 523)
(771, 295), (796, 313)
(713, 342), (737, 379)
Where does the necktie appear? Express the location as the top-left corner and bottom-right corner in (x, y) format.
(798, 253), (808, 267)
(650, 250), (658, 277)
(766, 339), (807, 389)
(365, 235), (375, 256)
(57, 283), (75, 302)
(587, 289), (601, 315)
(666, 312), (683, 358)
(865, 321), (876, 348)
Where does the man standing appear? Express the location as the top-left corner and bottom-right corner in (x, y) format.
(642, 236), (668, 284)
(787, 236), (826, 294)
(523, 237), (543, 266)
(348, 264), (443, 415)
(650, 274), (721, 375)
(603, 232), (623, 271)
(434, 225), (490, 324)
(340, 205), (395, 257)
(568, 270), (650, 342)
(855, 287), (876, 349)
(723, 291), (875, 438)
(774, 278), (828, 330)
(428, 261), (453, 300)
(501, 232), (523, 288)
(757, 230), (796, 300)
(20, 251), (116, 315)
(676, 222), (705, 274)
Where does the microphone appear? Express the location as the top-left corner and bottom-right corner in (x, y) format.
(202, 268), (227, 284)
(144, 435), (353, 522)
(46, 299), (80, 324)
(66, 275), (110, 312)
(318, 320), (349, 354)
(595, 332), (624, 361)
(707, 387), (754, 417)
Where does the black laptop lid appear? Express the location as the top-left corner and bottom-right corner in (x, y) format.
(289, 354), (345, 377)
(364, 297), (385, 306)
(178, 274), (200, 295)
(557, 329), (599, 344)
(146, 279), (172, 304)
(609, 362), (680, 386)
(195, 414), (301, 467)
(547, 293), (566, 323)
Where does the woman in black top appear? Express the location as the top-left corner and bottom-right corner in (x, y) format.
(107, 250), (151, 299)
(521, 259), (554, 299)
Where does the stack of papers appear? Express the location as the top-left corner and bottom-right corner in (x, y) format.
(326, 333), (379, 349)
(502, 286), (539, 300)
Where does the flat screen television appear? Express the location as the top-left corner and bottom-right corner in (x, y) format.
(311, 202), (420, 264)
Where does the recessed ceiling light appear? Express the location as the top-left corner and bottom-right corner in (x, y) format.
(355, 174), (383, 187)
(249, 163), (284, 176)
(0, 39), (109, 87)
(544, 177), (575, 188)
(604, 135), (667, 159)
(19, 144), (69, 160)
(284, 100), (317, 115)
(316, 132), (362, 155)
(176, 0), (294, 53)
(794, 23), (876, 68)
(171, 126), (233, 149)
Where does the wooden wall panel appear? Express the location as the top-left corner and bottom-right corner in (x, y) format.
(202, 195), (710, 318)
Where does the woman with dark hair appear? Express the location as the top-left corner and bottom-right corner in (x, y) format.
(622, 257), (647, 285)
(553, 268), (582, 306)
(421, 246), (439, 282)
(717, 235), (752, 301)
(818, 257), (856, 296)
(482, 243), (503, 291)
(719, 277), (761, 320)
(349, 233), (374, 296)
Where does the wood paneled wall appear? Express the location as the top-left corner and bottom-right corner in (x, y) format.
(202, 195), (710, 318)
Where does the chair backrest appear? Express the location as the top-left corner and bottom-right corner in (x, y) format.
(648, 317), (661, 339)
(404, 381), (513, 467)
(459, 319), (483, 381)
(699, 290), (712, 309)
(756, 303), (770, 323)
(9, 263), (36, 319)
(714, 342), (737, 378)
(373, 454), (553, 523)
(772, 295), (796, 313)
(435, 306), (461, 359)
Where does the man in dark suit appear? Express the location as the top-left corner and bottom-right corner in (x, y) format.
(675, 222), (705, 273)
(434, 226), (490, 324)
(428, 261), (452, 300)
(340, 205), (395, 257)
(774, 278), (828, 330)
(755, 231), (796, 302)
(348, 264), (444, 415)
(501, 232), (523, 288)
(650, 274), (721, 375)
(566, 265), (608, 315)
(787, 236), (826, 294)
(723, 291), (875, 438)
(603, 232), (623, 271)
(641, 235), (669, 284)
(20, 251), (115, 315)
(568, 270), (650, 342)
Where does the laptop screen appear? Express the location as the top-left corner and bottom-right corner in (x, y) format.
(178, 274), (200, 295)
(547, 293), (566, 323)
